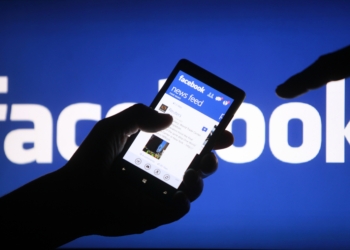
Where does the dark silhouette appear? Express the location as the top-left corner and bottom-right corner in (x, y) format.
(3, 44), (347, 249)
(0, 104), (234, 249)
(276, 45), (350, 98)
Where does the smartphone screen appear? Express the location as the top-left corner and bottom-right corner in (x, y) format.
(123, 70), (233, 188)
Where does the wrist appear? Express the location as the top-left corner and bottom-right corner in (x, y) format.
(0, 166), (91, 248)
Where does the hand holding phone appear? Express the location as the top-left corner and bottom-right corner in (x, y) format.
(67, 103), (233, 236)
(0, 59), (243, 248)
(115, 59), (245, 202)
(1, 103), (231, 248)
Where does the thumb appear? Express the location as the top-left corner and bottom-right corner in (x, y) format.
(108, 103), (173, 136)
(67, 104), (172, 168)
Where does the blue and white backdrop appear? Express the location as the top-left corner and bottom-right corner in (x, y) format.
(0, 1), (349, 248)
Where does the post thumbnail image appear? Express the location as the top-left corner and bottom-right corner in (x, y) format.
(143, 135), (169, 160)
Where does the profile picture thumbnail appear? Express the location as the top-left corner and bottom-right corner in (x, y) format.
(159, 104), (168, 113)
(143, 135), (169, 160)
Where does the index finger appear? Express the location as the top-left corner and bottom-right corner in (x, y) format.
(276, 45), (350, 99)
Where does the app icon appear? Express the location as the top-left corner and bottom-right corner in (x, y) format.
(202, 127), (208, 132)
(223, 100), (231, 106)
(215, 96), (223, 101)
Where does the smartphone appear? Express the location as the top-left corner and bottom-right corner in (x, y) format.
(114, 59), (245, 202)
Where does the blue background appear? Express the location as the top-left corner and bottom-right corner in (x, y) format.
(0, 1), (349, 249)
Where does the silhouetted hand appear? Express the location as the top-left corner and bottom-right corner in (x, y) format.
(0, 104), (233, 249)
(276, 45), (350, 98)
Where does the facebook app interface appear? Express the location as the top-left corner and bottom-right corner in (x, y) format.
(123, 71), (233, 188)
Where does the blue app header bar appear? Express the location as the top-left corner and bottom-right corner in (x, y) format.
(165, 71), (234, 122)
